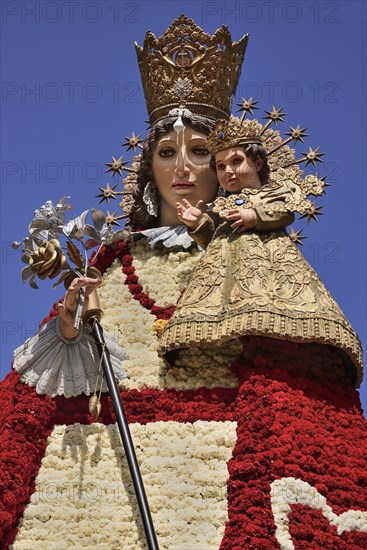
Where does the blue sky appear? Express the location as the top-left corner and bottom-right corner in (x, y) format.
(1, 0), (366, 414)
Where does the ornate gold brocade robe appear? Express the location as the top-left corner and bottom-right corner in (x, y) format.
(160, 184), (363, 386)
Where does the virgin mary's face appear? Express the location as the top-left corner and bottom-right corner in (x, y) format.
(152, 126), (218, 224)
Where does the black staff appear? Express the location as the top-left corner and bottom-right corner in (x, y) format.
(90, 317), (159, 550)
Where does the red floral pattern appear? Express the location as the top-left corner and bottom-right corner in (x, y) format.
(219, 337), (367, 549)
(0, 372), (56, 549)
(289, 506), (367, 549)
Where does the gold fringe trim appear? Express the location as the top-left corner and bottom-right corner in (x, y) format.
(160, 312), (363, 388)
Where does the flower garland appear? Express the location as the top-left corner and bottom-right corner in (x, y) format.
(130, 239), (202, 309)
(92, 239), (201, 319)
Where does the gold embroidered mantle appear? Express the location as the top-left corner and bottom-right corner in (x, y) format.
(160, 189), (363, 387)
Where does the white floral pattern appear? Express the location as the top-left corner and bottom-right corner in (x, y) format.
(131, 239), (202, 306)
(271, 477), (367, 550)
(12, 421), (237, 549)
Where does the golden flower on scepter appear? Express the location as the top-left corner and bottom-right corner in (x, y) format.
(13, 197), (129, 290)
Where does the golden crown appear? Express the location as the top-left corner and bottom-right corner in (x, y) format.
(135, 14), (249, 124)
(207, 117), (263, 156)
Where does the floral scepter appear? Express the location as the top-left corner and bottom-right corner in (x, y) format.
(13, 197), (159, 548)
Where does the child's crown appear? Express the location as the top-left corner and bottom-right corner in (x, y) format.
(207, 117), (263, 156)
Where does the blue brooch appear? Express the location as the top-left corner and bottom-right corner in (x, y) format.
(235, 198), (245, 206)
(218, 132), (224, 139)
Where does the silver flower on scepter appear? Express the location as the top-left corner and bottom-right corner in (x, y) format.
(13, 196), (129, 327)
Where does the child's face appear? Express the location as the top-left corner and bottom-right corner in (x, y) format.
(215, 148), (263, 193)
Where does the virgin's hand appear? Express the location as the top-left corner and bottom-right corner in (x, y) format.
(177, 199), (205, 229)
(57, 276), (102, 334)
(225, 208), (258, 232)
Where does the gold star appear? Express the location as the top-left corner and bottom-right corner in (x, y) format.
(289, 227), (307, 246)
(121, 132), (144, 153)
(236, 97), (259, 119)
(268, 124), (308, 156)
(263, 106), (287, 126)
(105, 210), (123, 227)
(301, 146), (325, 167)
(284, 125), (308, 144)
(96, 183), (118, 204)
(319, 175), (331, 192)
(299, 202), (324, 223)
(105, 156), (128, 177)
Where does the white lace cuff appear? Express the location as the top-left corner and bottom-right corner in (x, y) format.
(13, 317), (128, 398)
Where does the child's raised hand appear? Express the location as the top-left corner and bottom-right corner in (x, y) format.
(225, 208), (258, 233)
(177, 199), (205, 229)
